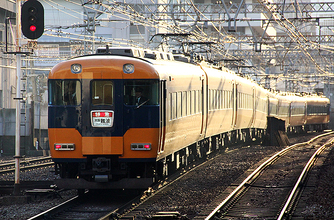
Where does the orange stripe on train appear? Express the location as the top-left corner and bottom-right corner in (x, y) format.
(49, 127), (159, 159)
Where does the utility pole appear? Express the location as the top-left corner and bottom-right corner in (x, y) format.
(13, 0), (22, 196)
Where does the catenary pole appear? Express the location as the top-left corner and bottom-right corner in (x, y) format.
(13, 0), (22, 196)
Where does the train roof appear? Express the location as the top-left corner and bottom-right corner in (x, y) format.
(49, 55), (159, 80)
(51, 47), (330, 102)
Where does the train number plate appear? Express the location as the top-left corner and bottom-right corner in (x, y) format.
(91, 110), (114, 127)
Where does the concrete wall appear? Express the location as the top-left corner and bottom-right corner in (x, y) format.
(0, 107), (48, 157)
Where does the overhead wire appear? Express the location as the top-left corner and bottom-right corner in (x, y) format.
(258, 0), (334, 76)
(21, 0), (334, 77)
(43, 28), (146, 48)
(63, 0), (224, 54)
(43, 0), (237, 60)
(41, 0), (84, 20)
(179, 0), (270, 69)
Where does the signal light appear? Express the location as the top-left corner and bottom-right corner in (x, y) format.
(21, 0), (44, 39)
(30, 25), (37, 32)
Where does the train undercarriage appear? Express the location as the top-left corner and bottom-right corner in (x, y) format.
(54, 128), (265, 190)
(53, 121), (328, 190)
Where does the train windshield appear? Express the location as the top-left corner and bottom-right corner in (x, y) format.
(48, 80), (81, 106)
(91, 80), (114, 105)
(124, 80), (159, 106)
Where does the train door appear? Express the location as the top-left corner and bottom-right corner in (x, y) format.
(232, 81), (238, 128)
(158, 80), (167, 154)
(200, 73), (208, 137)
(303, 101), (307, 124)
(288, 102), (292, 127)
(251, 87), (256, 127)
(81, 79), (122, 155)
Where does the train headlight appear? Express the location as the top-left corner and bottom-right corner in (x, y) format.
(131, 143), (151, 151)
(123, 63), (134, 74)
(71, 64), (82, 74)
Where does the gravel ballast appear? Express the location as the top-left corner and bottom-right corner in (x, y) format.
(0, 132), (333, 219)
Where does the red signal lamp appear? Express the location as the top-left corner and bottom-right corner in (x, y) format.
(30, 25), (37, 32)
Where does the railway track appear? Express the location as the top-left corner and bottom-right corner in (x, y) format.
(0, 180), (55, 194)
(203, 131), (334, 219)
(23, 132), (334, 220)
(0, 156), (54, 174)
(27, 190), (140, 220)
(112, 144), (236, 219)
(28, 144), (221, 220)
(0, 156), (55, 194)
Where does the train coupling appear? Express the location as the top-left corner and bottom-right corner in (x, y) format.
(92, 157), (111, 172)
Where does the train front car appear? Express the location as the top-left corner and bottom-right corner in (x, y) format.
(48, 55), (160, 189)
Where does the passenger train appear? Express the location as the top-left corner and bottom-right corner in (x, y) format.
(48, 47), (330, 189)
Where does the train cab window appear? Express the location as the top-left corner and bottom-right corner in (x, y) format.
(48, 80), (81, 106)
(124, 80), (159, 106)
(91, 81), (114, 105)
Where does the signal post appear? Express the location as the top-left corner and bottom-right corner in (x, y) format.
(11, 0), (44, 196)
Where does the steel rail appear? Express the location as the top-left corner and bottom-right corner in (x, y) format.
(28, 189), (127, 220)
(0, 157), (54, 174)
(114, 145), (226, 219)
(277, 137), (334, 219)
(0, 162), (55, 174)
(205, 131), (334, 220)
(27, 195), (80, 220)
(0, 156), (52, 167)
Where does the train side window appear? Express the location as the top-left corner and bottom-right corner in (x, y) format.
(228, 91), (232, 108)
(123, 80), (159, 106)
(177, 92), (182, 118)
(187, 91), (191, 115)
(91, 80), (114, 105)
(171, 92), (177, 120)
(217, 90), (221, 110)
(209, 89), (213, 111)
(48, 80), (81, 106)
(189, 91), (193, 114)
(182, 91), (187, 117)
(224, 91), (227, 109)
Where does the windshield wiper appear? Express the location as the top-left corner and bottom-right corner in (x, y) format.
(135, 99), (150, 109)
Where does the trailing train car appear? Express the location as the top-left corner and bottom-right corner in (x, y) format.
(276, 93), (307, 133)
(289, 94), (307, 132)
(305, 94), (330, 131)
(48, 47), (330, 189)
(269, 92), (330, 133)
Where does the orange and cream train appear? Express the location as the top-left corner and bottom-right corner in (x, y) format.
(48, 47), (330, 189)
